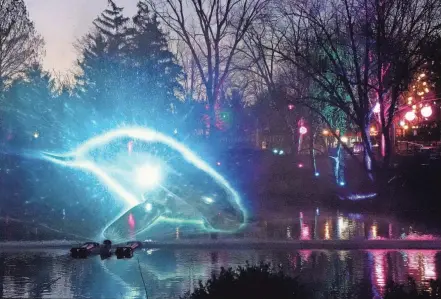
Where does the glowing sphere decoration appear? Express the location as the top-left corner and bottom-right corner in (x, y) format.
(405, 111), (416, 121)
(299, 126), (308, 135)
(41, 127), (246, 241)
(421, 106), (433, 118)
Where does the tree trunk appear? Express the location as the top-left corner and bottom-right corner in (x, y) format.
(360, 123), (376, 180)
(309, 131), (316, 176)
(206, 87), (216, 138)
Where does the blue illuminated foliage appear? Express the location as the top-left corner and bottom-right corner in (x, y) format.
(0, 1), (193, 239)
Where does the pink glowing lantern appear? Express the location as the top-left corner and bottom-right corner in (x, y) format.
(288, 104), (295, 110)
(405, 111), (416, 122)
(299, 126), (308, 135)
(421, 106), (433, 118)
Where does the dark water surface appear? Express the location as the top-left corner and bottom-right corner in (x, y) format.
(1, 248), (440, 299)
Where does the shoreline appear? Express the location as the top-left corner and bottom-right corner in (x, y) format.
(1, 239), (441, 250)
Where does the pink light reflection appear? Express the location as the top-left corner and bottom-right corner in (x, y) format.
(405, 250), (437, 285)
(369, 250), (388, 296)
(299, 250), (312, 263)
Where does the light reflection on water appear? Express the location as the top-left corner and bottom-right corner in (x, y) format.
(244, 210), (438, 241)
(1, 248), (440, 299)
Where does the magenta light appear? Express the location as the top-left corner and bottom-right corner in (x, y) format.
(404, 233), (438, 240)
(300, 224), (311, 240)
(405, 111), (416, 121)
(128, 213), (135, 229)
(299, 126), (307, 135)
(421, 106), (433, 118)
(288, 104), (295, 110)
(298, 163), (304, 168)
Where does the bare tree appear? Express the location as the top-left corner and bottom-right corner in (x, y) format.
(268, 0), (441, 172)
(0, 0), (44, 89)
(148, 0), (268, 133)
(175, 40), (205, 102)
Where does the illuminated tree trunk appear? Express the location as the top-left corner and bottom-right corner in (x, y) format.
(361, 121), (376, 180)
(309, 131), (316, 176)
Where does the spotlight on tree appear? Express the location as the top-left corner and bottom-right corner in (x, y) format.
(373, 103), (380, 113)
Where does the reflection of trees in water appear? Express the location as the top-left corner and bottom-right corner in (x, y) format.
(1, 249), (440, 299)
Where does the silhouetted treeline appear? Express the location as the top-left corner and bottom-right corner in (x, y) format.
(181, 263), (441, 299)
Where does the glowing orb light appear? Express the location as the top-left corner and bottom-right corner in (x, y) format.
(41, 127), (246, 240)
(299, 126), (307, 135)
(33, 131), (39, 138)
(145, 202), (153, 212)
(203, 197), (214, 204)
(399, 120), (405, 127)
(421, 106), (433, 118)
(405, 111), (416, 121)
(135, 164), (161, 189)
(373, 102), (380, 113)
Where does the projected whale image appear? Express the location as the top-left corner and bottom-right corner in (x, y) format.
(42, 127), (246, 241)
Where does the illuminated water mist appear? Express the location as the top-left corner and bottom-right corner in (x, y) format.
(40, 127), (246, 241)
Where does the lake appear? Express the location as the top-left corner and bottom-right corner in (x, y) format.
(1, 210), (440, 299)
(1, 248), (440, 299)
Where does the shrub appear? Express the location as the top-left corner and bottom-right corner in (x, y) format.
(180, 262), (307, 299)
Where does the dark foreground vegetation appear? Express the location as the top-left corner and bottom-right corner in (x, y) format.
(181, 263), (441, 299)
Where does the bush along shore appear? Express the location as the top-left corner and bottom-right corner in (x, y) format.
(180, 263), (441, 299)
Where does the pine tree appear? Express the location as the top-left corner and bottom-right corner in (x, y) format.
(128, 0), (182, 127)
(75, 0), (131, 121)
(1, 64), (61, 148)
(94, 0), (130, 56)
(75, 32), (107, 103)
